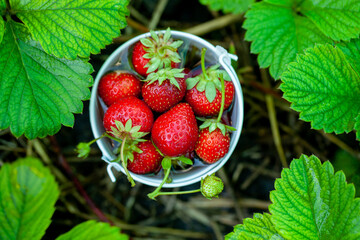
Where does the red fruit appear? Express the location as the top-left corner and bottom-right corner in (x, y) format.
(98, 71), (142, 106)
(132, 41), (150, 77)
(186, 80), (234, 116)
(151, 103), (198, 157)
(131, 28), (183, 77)
(195, 128), (230, 164)
(142, 72), (186, 112)
(127, 140), (162, 174)
(103, 96), (154, 134)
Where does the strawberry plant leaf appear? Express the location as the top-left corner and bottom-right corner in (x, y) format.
(0, 16), (4, 43)
(0, 20), (93, 139)
(280, 43), (360, 139)
(301, 0), (360, 41)
(199, 0), (254, 14)
(337, 38), (360, 76)
(0, 157), (60, 240)
(10, 0), (129, 59)
(269, 155), (360, 239)
(56, 220), (128, 240)
(225, 213), (284, 240)
(243, 1), (331, 79)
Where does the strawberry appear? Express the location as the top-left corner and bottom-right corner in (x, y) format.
(142, 68), (186, 112)
(185, 48), (234, 117)
(151, 103), (198, 157)
(195, 128), (230, 164)
(103, 96), (154, 134)
(201, 174), (224, 199)
(98, 71), (142, 106)
(186, 80), (234, 116)
(131, 28), (183, 77)
(127, 140), (162, 174)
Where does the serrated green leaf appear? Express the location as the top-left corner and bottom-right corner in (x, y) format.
(11, 0), (129, 59)
(56, 220), (128, 240)
(0, 21), (93, 139)
(356, 115), (360, 140)
(301, 0), (360, 41)
(269, 155), (360, 239)
(199, 0), (253, 14)
(280, 44), (360, 139)
(0, 0), (5, 13)
(338, 38), (360, 76)
(243, 1), (331, 79)
(0, 157), (60, 240)
(0, 17), (4, 44)
(225, 213), (284, 240)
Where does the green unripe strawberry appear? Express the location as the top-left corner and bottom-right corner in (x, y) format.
(200, 174), (224, 199)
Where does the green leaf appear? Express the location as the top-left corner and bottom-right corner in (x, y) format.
(0, 16), (3, 44)
(178, 156), (193, 165)
(269, 155), (360, 239)
(11, 0), (129, 59)
(225, 213), (284, 240)
(0, 157), (60, 240)
(243, 1), (331, 79)
(56, 220), (128, 240)
(280, 43), (360, 139)
(338, 38), (360, 76)
(0, 0), (5, 12)
(0, 21), (93, 139)
(199, 0), (253, 14)
(301, 0), (360, 41)
(205, 81), (216, 103)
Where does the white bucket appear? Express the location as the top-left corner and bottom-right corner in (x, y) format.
(89, 30), (244, 187)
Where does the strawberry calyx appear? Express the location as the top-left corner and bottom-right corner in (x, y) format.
(141, 27), (183, 74)
(198, 118), (236, 136)
(145, 68), (185, 89)
(186, 48), (231, 103)
(197, 73), (236, 135)
(109, 119), (149, 187)
(109, 119), (148, 141)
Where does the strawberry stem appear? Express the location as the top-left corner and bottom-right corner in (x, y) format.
(200, 48), (209, 80)
(217, 74), (226, 123)
(147, 167), (171, 200)
(120, 136), (136, 187)
(148, 189), (201, 198)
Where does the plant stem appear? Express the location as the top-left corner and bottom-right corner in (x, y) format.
(147, 167), (171, 200)
(200, 48), (209, 80)
(120, 136), (136, 187)
(48, 136), (112, 224)
(150, 189), (201, 198)
(216, 74), (226, 123)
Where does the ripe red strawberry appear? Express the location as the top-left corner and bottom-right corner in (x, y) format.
(142, 68), (186, 112)
(132, 28), (183, 77)
(103, 96), (154, 134)
(185, 48), (234, 117)
(98, 71), (142, 106)
(195, 128), (230, 164)
(186, 80), (234, 116)
(151, 103), (198, 157)
(127, 140), (162, 174)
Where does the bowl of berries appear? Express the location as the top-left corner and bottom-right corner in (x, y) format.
(87, 28), (243, 193)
